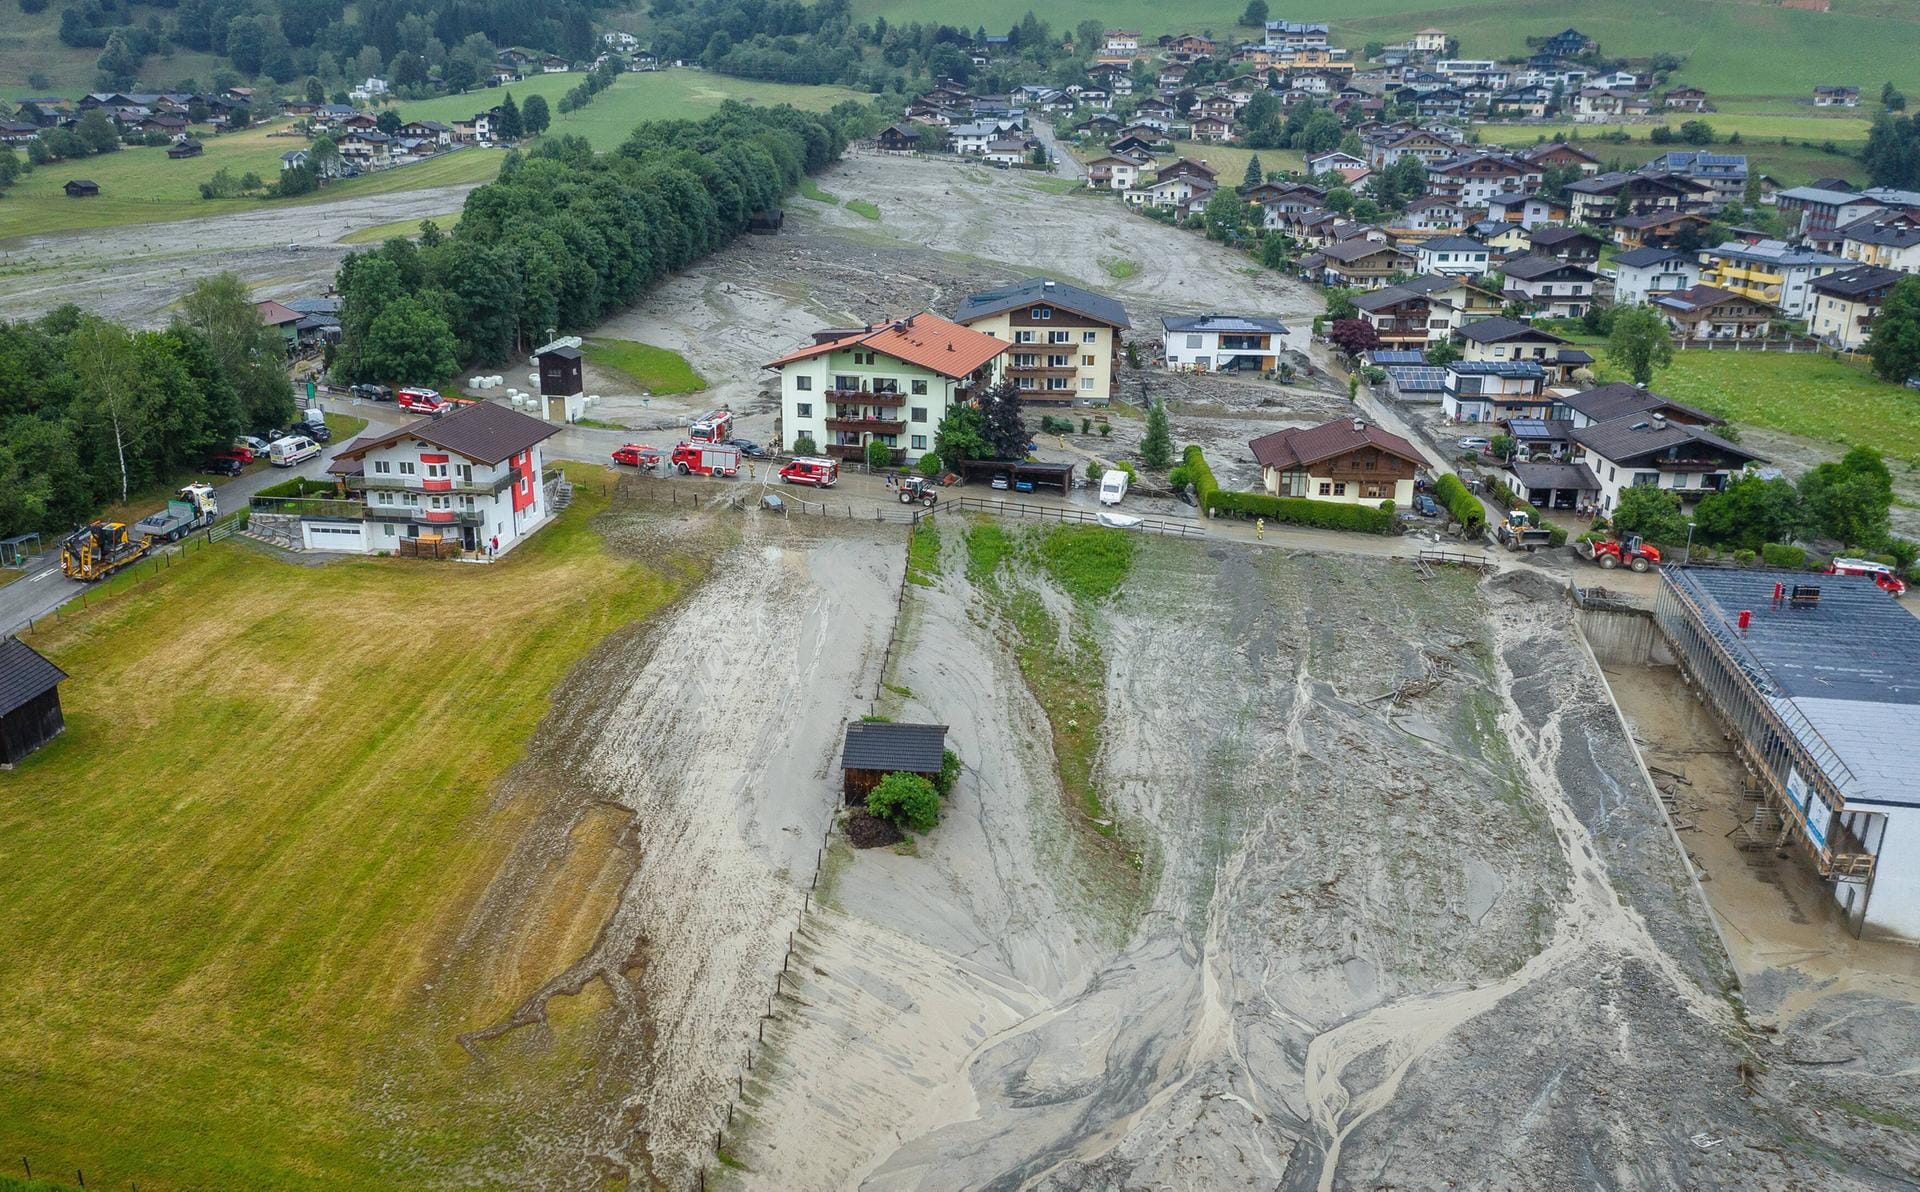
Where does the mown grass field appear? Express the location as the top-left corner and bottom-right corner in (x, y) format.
(1596, 350), (1920, 463)
(338, 211), (465, 244)
(0, 4), (226, 100)
(584, 336), (707, 394)
(390, 70), (866, 151)
(0, 469), (687, 1186)
(853, 0), (1920, 101)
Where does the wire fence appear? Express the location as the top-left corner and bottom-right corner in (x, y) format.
(7, 512), (249, 640)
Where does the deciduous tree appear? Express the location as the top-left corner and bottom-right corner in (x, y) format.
(1605, 304), (1674, 385)
(1867, 274), (1920, 382)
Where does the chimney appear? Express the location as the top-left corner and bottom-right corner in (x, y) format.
(1353, 416), (1366, 432)
(1652, 412), (1667, 424)
(1043, 279), (1055, 289)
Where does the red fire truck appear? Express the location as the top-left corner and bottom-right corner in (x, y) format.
(778, 457), (839, 487)
(671, 440), (741, 477)
(689, 409), (734, 443)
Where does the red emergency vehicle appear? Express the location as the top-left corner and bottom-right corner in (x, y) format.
(671, 440), (741, 477)
(396, 388), (447, 416)
(1827, 557), (1908, 597)
(778, 457), (839, 488)
(689, 409), (734, 443)
(612, 443), (664, 467)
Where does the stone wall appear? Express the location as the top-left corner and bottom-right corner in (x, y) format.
(247, 513), (303, 552)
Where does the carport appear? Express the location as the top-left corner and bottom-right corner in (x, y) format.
(1505, 461), (1599, 511)
(957, 459), (1076, 495)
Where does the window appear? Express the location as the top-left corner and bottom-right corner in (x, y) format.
(1048, 354), (1071, 368)
(911, 434), (928, 450)
(376, 491), (394, 505)
(910, 406), (928, 423)
(399, 461), (416, 475)
(1186, 334), (1202, 348)
(1632, 471), (1660, 488)
(1030, 306), (1052, 319)
(430, 495), (451, 510)
(458, 464), (472, 483)
(1046, 377), (1069, 390)
(1049, 330), (1070, 344)
(795, 375), (812, 391)
(797, 402), (812, 418)
(1082, 355), (1095, 366)
(1332, 482), (1347, 496)
(383, 524), (395, 537)
(1082, 330), (1097, 343)
(1318, 482), (1332, 496)
(425, 463), (448, 479)
(1081, 377), (1094, 390)
(911, 379), (928, 395)
(403, 491), (419, 506)
(1015, 330), (1035, 344)
(373, 460), (391, 474)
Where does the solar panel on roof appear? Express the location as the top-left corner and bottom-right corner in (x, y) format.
(1368, 350), (1427, 365)
(1386, 365), (1446, 391)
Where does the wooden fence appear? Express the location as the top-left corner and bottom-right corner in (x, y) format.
(932, 495), (1206, 537)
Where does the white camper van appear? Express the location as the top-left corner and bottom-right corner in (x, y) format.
(1098, 468), (1129, 506)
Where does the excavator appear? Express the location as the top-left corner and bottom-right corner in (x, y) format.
(60, 520), (151, 582)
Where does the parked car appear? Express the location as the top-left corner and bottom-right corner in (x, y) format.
(306, 422), (332, 442)
(200, 456), (245, 477)
(1457, 436), (1492, 452)
(349, 383), (391, 402)
(611, 443), (663, 467)
(236, 435), (272, 457)
(990, 473), (1010, 490)
(1414, 493), (1439, 517)
(727, 438), (768, 458)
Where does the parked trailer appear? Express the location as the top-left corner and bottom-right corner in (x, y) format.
(132, 484), (218, 543)
(60, 520), (151, 582)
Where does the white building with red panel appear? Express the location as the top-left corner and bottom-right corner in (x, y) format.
(322, 401), (560, 557)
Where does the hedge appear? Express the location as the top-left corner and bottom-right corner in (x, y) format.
(1761, 543), (1806, 569)
(1182, 444), (1218, 508)
(1208, 490), (1395, 534)
(1433, 474), (1485, 534)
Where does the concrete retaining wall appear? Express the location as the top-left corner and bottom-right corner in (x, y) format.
(247, 513), (303, 552)
(1577, 607), (1673, 666)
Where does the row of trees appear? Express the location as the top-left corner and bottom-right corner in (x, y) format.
(332, 101), (869, 383)
(0, 274), (295, 539)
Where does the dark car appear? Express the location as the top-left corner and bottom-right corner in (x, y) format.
(1414, 493), (1439, 517)
(306, 422), (333, 442)
(200, 456), (244, 477)
(349, 383), (391, 402)
(727, 438), (768, 458)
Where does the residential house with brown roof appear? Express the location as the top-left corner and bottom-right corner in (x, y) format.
(1306, 239), (1417, 289)
(1571, 413), (1764, 513)
(322, 401), (561, 556)
(1653, 285), (1775, 342)
(765, 313), (1008, 460)
(1249, 416), (1424, 505)
(1500, 256), (1599, 318)
(954, 277), (1130, 403)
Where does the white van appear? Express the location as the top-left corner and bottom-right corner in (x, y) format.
(269, 435), (321, 467)
(1098, 468), (1129, 506)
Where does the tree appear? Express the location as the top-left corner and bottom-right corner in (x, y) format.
(1242, 154), (1263, 191)
(309, 135), (340, 178)
(95, 31), (143, 90)
(361, 296), (458, 384)
(1328, 318), (1381, 357)
(1799, 446), (1894, 548)
(979, 378), (1029, 460)
(1424, 341), (1462, 366)
(1679, 120), (1715, 145)
(444, 55), (478, 94)
(305, 76), (325, 105)
(1612, 485), (1688, 544)
(75, 109), (120, 156)
(176, 272), (294, 427)
(1240, 0), (1268, 26)
(1605, 305), (1674, 385)
(522, 94), (551, 136)
(1867, 274), (1920, 382)
(375, 110), (402, 136)
(1139, 400), (1173, 470)
(1692, 474), (1802, 551)
(916, 451), (942, 478)
(1202, 189), (1245, 240)
(867, 771), (940, 832)
(1490, 433), (1517, 462)
(934, 405), (988, 465)
(497, 91), (523, 141)
(1323, 288), (1359, 321)
(68, 319), (149, 503)
(1884, 81), (1907, 112)
(865, 439), (893, 469)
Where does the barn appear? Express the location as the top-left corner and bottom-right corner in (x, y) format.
(840, 720), (947, 805)
(0, 636), (67, 767)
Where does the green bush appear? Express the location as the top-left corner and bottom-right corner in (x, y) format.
(1433, 474), (1485, 534)
(1546, 522), (1569, 548)
(1761, 543), (1806, 569)
(936, 748), (961, 796)
(792, 432), (818, 455)
(1733, 548), (1756, 567)
(867, 771), (940, 832)
(1182, 445), (1219, 508)
(1206, 491), (1395, 534)
(865, 439), (893, 469)
(916, 451), (942, 477)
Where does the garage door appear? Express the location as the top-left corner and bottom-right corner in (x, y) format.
(302, 519), (368, 553)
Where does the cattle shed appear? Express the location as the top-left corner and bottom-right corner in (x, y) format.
(0, 636), (67, 767)
(841, 720), (948, 805)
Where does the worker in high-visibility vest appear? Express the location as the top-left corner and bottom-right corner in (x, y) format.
(1256, 517), (1265, 541)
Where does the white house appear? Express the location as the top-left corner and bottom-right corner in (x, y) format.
(764, 313), (1006, 462)
(1442, 361), (1549, 423)
(1414, 235), (1490, 277)
(1501, 256), (1599, 318)
(1085, 155), (1143, 190)
(320, 401), (560, 557)
(1161, 314), (1291, 373)
(1610, 247), (1701, 306)
(1570, 414), (1764, 512)
(603, 30), (639, 51)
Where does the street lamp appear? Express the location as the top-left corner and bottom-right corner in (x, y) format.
(1684, 521), (1696, 564)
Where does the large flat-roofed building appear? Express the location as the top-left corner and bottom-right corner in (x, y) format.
(1654, 567), (1920, 939)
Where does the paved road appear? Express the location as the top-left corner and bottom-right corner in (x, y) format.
(1035, 122), (1084, 182)
(0, 397), (412, 636)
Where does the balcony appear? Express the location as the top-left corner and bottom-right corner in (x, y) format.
(1007, 364), (1077, 376)
(825, 387), (905, 406)
(365, 506), (487, 526)
(347, 473), (515, 496)
(826, 416), (906, 434)
(826, 442), (904, 464)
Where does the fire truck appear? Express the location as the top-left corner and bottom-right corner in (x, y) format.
(689, 409), (734, 443)
(670, 441), (741, 477)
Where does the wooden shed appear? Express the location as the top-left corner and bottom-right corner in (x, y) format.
(841, 720), (947, 805)
(0, 636), (67, 767)
(64, 179), (99, 198)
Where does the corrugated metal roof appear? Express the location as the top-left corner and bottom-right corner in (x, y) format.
(0, 637), (65, 718)
(842, 721), (948, 773)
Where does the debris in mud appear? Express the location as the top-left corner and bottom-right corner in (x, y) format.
(845, 811), (904, 849)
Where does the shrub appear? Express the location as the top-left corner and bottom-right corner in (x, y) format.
(792, 432), (818, 455)
(865, 440), (892, 469)
(1546, 522), (1568, 547)
(916, 451), (942, 477)
(1182, 445), (1219, 509)
(1733, 548), (1756, 567)
(1205, 491), (1395, 534)
(935, 748), (961, 796)
(1762, 542), (1806, 569)
(866, 772), (940, 832)
(1433, 474), (1485, 534)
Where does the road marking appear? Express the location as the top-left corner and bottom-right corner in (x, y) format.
(28, 569), (53, 582)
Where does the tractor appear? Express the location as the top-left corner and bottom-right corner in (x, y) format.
(897, 476), (938, 508)
(1580, 534), (1662, 573)
(1495, 508), (1553, 553)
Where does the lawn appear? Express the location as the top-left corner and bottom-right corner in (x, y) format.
(1161, 141), (1305, 185)
(852, 0), (1920, 100)
(797, 176), (841, 205)
(845, 197), (881, 219)
(339, 211), (465, 245)
(390, 70), (866, 151)
(1595, 351), (1920, 464)
(0, 469), (688, 1187)
(583, 337), (707, 395)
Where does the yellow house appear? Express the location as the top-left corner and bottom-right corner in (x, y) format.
(952, 277), (1131, 405)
